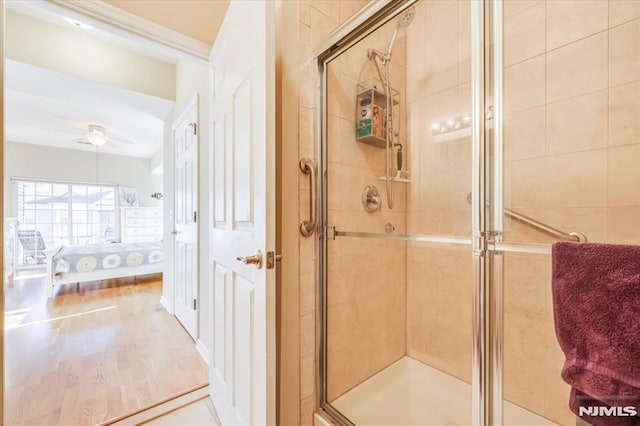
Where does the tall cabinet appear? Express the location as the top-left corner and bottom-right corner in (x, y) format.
(120, 207), (163, 243)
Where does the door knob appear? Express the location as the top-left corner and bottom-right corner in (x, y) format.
(236, 250), (263, 269)
(171, 229), (179, 235)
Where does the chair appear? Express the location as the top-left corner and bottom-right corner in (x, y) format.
(17, 230), (47, 265)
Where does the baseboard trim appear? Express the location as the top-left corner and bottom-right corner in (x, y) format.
(99, 384), (209, 426)
(160, 296), (172, 314)
(195, 339), (211, 365)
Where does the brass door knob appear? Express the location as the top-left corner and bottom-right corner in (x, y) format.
(236, 250), (263, 269)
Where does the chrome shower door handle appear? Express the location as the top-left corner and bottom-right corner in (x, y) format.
(299, 158), (317, 237)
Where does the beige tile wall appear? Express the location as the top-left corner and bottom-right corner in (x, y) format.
(406, 0), (472, 238)
(405, 0), (474, 387)
(502, 1), (640, 425)
(406, 243), (472, 381)
(325, 15), (408, 401)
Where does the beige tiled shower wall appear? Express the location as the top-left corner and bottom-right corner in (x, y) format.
(405, 0), (474, 384)
(296, 1), (371, 424)
(325, 13), (408, 401)
(502, 1), (640, 425)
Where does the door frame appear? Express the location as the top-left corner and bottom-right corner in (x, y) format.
(0, 2), (5, 419)
(171, 94), (200, 340)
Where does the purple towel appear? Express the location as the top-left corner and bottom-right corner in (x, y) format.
(552, 242), (640, 426)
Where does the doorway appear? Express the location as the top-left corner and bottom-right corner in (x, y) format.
(2, 2), (210, 424)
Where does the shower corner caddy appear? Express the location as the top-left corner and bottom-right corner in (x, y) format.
(355, 77), (400, 148)
(379, 171), (412, 183)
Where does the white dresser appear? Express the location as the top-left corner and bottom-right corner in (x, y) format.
(120, 207), (163, 243)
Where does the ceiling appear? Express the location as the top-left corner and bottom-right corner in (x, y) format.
(5, 60), (174, 158)
(103, 0), (230, 46)
(4, 2), (178, 159)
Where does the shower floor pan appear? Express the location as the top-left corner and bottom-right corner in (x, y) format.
(330, 357), (558, 425)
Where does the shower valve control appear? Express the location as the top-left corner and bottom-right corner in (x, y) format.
(362, 185), (382, 213)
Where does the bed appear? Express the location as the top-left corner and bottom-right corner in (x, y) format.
(45, 242), (163, 298)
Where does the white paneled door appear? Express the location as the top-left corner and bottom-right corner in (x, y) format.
(209, 0), (276, 425)
(173, 98), (199, 340)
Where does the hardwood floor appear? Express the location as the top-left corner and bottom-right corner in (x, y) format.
(4, 271), (208, 426)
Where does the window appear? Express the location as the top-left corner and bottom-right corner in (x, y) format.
(14, 180), (117, 265)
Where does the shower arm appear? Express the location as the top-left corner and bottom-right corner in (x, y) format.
(368, 49), (389, 83)
(368, 48), (391, 63)
(465, 193), (587, 242)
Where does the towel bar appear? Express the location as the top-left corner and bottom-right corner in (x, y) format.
(466, 193), (587, 242)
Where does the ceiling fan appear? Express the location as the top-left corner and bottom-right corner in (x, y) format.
(57, 124), (135, 147)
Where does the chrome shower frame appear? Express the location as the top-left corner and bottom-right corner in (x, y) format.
(313, 1), (502, 425)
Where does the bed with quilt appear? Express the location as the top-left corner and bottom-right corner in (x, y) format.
(45, 242), (163, 297)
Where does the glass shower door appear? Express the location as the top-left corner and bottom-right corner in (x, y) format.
(494, 0), (640, 424)
(318, 1), (478, 424)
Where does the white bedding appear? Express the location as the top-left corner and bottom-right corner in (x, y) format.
(46, 242), (164, 297)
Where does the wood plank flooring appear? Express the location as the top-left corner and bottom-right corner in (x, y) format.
(4, 272), (208, 426)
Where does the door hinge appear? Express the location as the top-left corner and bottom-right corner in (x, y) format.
(190, 122), (197, 135)
(266, 250), (282, 269)
(193, 299), (197, 310)
(193, 211), (197, 222)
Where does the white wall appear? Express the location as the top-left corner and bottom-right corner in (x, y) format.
(150, 148), (163, 174)
(4, 141), (163, 217)
(6, 11), (176, 100)
(163, 58), (211, 356)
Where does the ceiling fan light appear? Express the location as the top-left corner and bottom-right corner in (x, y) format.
(86, 125), (108, 146)
(87, 133), (107, 146)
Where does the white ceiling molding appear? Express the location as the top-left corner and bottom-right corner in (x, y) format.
(40, 0), (211, 62)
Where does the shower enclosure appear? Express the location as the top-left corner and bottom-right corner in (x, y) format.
(308, 0), (640, 424)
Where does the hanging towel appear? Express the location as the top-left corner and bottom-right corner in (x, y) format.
(552, 242), (640, 426)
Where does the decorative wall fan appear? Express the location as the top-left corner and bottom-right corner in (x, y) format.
(56, 124), (135, 147)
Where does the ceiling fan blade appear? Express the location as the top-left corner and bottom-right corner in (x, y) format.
(74, 138), (93, 145)
(55, 128), (86, 135)
(110, 136), (135, 145)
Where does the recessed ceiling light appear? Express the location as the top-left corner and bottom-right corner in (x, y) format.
(63, 16), (93, 30)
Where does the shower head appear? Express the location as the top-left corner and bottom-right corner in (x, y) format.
(397, 6), (415, 28)
(386, 6), (415, 58)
